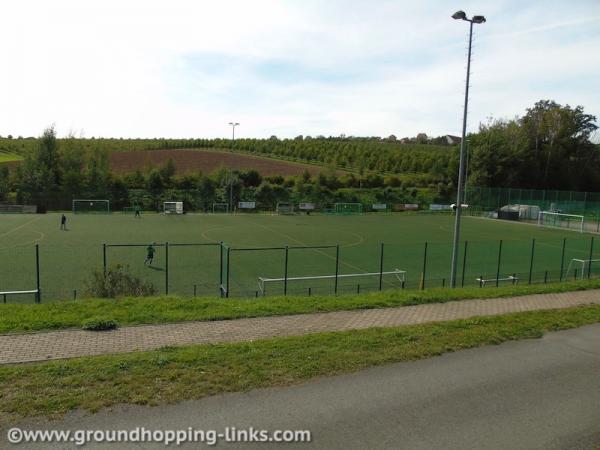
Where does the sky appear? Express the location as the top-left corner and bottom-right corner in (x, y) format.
(1, 0), (599, 140)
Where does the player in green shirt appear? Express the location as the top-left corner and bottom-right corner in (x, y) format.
(144, 243), (156, 266)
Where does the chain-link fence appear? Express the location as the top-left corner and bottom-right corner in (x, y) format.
(467, 186), (600, 219)
(0, 245), (39, 304)
(1, 236), (598, 303)
(103, 243), (222, 297)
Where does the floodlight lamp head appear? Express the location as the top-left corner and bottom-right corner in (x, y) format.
(472, 15), (486, 24)
(452, 10), (467, 20)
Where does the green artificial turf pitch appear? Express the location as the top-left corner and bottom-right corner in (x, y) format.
(0, 212), (597, 301)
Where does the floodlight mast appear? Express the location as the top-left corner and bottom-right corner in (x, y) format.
(449, 11), (486, 288)
(228, 122), (240, 141)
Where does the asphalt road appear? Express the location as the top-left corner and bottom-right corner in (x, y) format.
(4, 324), (600, 450)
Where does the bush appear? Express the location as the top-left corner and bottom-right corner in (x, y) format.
(84, 264), (157, 298)
(82, 318), (118, 331)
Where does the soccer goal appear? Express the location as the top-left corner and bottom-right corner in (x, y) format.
(212, 203), (230, 213)
(334, 203), (363, 215)
(538, 211), (584, 232)
(72, 199), (110, 214)
(565, 258), (600, 280)
(276, 202), (294, 215)
(164, 201), (183, 214)
(258, 269), (406, 296)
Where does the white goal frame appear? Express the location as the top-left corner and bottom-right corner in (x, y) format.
(212, 203), (230, 213)
(72, 199), (110, 214)
(538, 211), (584, 232)
(258, 269), (406, 295)
(566, 258), (600, 279)
(163, 201), (183, 214)
(334, 203), (363, 214)
(276, 202), (294, 214)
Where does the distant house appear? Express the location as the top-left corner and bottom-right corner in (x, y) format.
(444, 135), (462, 145)
(399, 137), (410, 144)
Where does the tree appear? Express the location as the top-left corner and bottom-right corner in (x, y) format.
(239, 169), (262, 187)
(85, 148), (111, 195)
(520, 100), (599, 189)
(18, 126), (61, 202)
(159, 158), (176, 186)
(147, 169), (163, 193)
(60, 134), (85, 195)
(468, 100), (599, 191)
(0, 165), (9, 200)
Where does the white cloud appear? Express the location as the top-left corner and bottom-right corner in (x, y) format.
(1, 0), (599, 139)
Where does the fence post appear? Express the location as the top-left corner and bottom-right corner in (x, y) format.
(421, 242), (428, 290)
(35, 244), (41, 303)
(596, 211), (600, 233)
(495, 240), (503, 287)
(103, 243), (107, 277)
(560, 238), (566, 281)
(528, 239), (535, 285)
(165, 242), (169, 295)
(219, 241), (223, 287)
(461, 240), (468, 287)
(544, 271), (548, 284)
(226, 247), (231, 298)
(284, 246), (289, 296)
(379, 243), (384, 291)
(587, 236), (594, 279)
(334, 244), (340, 294)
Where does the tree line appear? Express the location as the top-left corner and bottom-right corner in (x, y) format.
(0, 99), (597, 210)
(0, 128), (439, 211)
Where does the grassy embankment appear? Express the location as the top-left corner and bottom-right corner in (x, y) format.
(0, 304), (598, 424)
(1, 279), (599, 334)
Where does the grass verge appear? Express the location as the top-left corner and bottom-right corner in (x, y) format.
(1, 279), (600, 334)
(0, 305), (599, 424)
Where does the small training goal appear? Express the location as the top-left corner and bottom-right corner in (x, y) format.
(538, 211), (584, 232)
(258, 269), (406, 296)
(565, 258), (599, 280)
(72, 199), (110, 214)
(334, 203), (363, 215)
(212, 203), (230, 213)
(276, 202), (294, 215)
(164, 201), (183, 214)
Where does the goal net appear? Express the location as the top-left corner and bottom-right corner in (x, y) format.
(334, 203), (363, 215)
(538, 211), (584, 232)
(565, 258), (600, 280)
(276, 202), (294, 215)
(212, 203), (229, 213)
(258, 269), (406, 296)
(72, 199), (110, 214)
(164, 201), (183, 214)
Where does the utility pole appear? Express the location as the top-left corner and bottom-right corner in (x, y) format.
(227, 122), (239, 209)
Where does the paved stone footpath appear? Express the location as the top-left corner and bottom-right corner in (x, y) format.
(1, 290), (599, 364)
